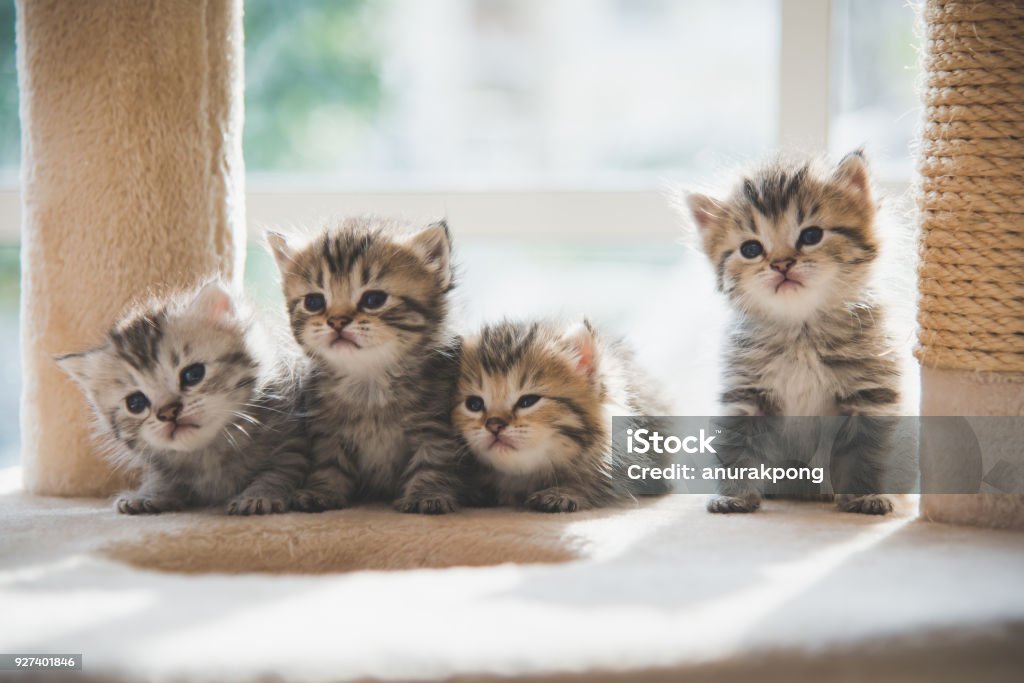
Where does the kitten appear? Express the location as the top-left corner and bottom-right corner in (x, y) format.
(453, 319), (669, 512)
(57, 281), (308, 515)
(686, 151), (901, 515)
(267, 215), (466, 514)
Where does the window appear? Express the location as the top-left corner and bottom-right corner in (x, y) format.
(244, 0), (780, 187)
(830, 0), (921, 182)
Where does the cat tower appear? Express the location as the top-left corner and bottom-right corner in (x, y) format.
(17, 0), (1021, 529)
(3, 1), (1023, 681)
(916, 0), (1024, 528)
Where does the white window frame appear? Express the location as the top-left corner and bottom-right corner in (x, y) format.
(2, 0), (910, 244)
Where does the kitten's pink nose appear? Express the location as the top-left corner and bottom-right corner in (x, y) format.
(327, 315), (351, 332)
(156, 401), (182, 423)
(771, 258), (796, 274)
(485, 417), (508, 435)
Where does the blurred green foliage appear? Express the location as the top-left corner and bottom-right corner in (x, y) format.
(0, 0), (17, 170)
(243, 0), (385, 172)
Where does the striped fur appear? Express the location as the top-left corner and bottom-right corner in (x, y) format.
(268, 216), (467, 514)
(56, 282), (308, 515)
(687, 152), (901, 515)
(453, 319), (670, 512)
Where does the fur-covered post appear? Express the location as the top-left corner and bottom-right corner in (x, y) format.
(16, 0), (246, 496)
(917, 0), (1024, 529)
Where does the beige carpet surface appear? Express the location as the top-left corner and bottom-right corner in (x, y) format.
(1, 476), (1023, 682)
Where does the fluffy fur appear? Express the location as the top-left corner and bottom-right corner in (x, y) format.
(686, 152), (901, 515)
(56, 282), (308, 515)
(453, 319), (669, 512)
(268, 215), (466, 514)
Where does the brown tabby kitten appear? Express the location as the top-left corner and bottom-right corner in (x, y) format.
(57, 282), (308, 515)
(453, 319), (669, 512)
(268, 215), (466, 514)
(687, 151), (901, 515)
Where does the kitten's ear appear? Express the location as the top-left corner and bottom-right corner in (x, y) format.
(561, 319), (600, 379)
(265, 231), (295, 272)
(189, 281), (235, 323)
(55, 348), (105, 387)
(686, 193), (725, 233)
(834, 149), (871, 198)
(406, 220), (453, 289)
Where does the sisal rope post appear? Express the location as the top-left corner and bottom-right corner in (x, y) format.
(916, 0), (1024, 371)
(917, 0), (1024, 529)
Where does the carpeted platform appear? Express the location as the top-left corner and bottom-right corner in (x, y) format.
(2, 469), (1023, 682)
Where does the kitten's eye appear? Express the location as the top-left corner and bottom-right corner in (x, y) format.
(359, 290), (388, 310)
(798, 226), (824, 246)
(465, 396), (485, 412)
(515, 394), (541, 409)
(304, 293), (326, 313)
(180, 363), (205, 388)
(739, 240), (764, 259)
(125, 392), (150, 414)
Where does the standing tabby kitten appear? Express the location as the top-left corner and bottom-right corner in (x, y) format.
(686, 151), (901, 515)
(57, 282), (308, 515)
(453, 319), (669, 512)
(267, 215), (465, 514)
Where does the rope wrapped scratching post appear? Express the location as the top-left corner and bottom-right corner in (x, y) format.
(917, 0), (1024, 372)
(917, 0), (1024, 529)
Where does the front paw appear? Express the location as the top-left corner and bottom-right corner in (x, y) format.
(836, 494), (893, 515)
(707, 494), (761, 514)
(291, 489), (347, 513)
(227, 492), (289, 516)
(115, 495), (169, 515)
(396, 492), (458, 515)
(526, 489), (583, 513)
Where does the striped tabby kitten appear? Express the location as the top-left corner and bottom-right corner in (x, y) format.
(453, 319), (668, 512)
(687, 151), (901, 515)
(57, 282), (308, 515)
(267, 216), (465, 514)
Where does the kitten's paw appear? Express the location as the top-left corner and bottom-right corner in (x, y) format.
(706, 494), (761, 514)
(291, 489), (347, 513)
(115, 495), (168, 515)
(836, 494), (893, 516)
(227, 492), (289, 516)
(526, 489), (583, 513)
(395, 492), (458, 515)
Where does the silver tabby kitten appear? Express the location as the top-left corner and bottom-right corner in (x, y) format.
(267, 215), (465, 514)
(453, 319), (670, 512)
(686, 151), (901, 515)
(57, 281), (308, 515)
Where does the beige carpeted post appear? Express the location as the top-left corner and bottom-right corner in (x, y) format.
(17, 0), (245, 496)
(917, 0), (1024, 529)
